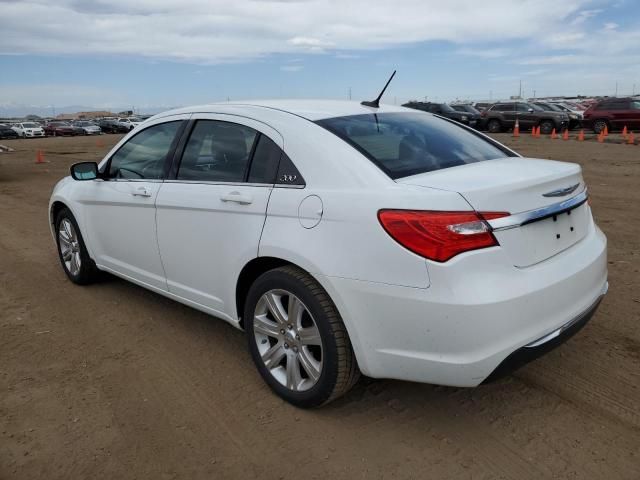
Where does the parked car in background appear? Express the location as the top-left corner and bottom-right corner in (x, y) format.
(482, 102), (569, 134)
(116, 117), (142, 131)
(73, 121), (102, 135)
(450, 104), (482, 116)
(0, 124), (20, 139)
(472, 102), (493, 112)
(49, 100), (607, 407)
(11, 122), (46, 138)
(582, 98), (640, 133)
(403, 101), (480, 127)
(97, 119), (130, 134)
(44, 122), (80, 137)
(550, 103), (583, 129)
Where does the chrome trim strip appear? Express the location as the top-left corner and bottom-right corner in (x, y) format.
(489, 189), (588, 232)
(163, 179), (273, 187)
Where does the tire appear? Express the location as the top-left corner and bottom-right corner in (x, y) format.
(245, 266), (360, 408)
(487, 119), (502, 133)
(54, 208), (100, 285)
(539, 120), (555, 135)
(593, 119), (609, 134)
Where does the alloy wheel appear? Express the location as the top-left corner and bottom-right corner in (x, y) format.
(58, 218), (82, 276)
(253, 289), (323, 392)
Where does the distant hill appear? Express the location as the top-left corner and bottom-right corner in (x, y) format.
(0, 103), (174, 118)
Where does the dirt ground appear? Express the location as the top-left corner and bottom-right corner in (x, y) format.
(1, 132), (639, 480)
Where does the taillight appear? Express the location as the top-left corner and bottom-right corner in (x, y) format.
(378, 210), (509, 262)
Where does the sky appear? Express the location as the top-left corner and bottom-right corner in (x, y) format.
(0, 0), (639, 114)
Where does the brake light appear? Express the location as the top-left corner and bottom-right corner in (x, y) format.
(378, 210), (509, 262)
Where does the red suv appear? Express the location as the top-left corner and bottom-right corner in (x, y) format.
(583, 98), (640, 133)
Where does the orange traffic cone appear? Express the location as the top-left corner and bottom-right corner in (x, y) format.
(597, 131), (605, 143)
(531, 126), (537, 137)
(603, 125), (609, 137)
(513, 119), (520, 137)
(35, 149), (45, 164)
(628, 132), (635, 145)
(535, 126), (541, 138)
(562, 129), (569, 140)
(550, 128), (558, 139)
(577, 129), (585, 141)
(622, 125), (628, 138)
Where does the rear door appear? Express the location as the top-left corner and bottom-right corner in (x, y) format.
(516, 103), (536, 129)
(604, 100), (630, 129)
(155, 115), (283, 319)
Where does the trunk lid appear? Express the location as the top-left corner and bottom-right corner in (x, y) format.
(397, 157), (591, 267)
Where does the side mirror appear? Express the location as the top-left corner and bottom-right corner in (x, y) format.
(528, 108), (534, 113)
(70, 162), (99, 181)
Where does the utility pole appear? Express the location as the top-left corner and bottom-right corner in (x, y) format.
(533, 90), (536, 99)
(348, 87), (352, 100)
(518, 80), (522, 99)
(615, 81), (618, 97)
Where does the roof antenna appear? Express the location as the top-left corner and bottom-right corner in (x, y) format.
(361, 70), (396, 108)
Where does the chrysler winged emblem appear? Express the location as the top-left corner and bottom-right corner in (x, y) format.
(542, 183), (580, 197)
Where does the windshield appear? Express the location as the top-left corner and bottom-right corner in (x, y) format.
(316, 112), (512, 179)
(23, 123), (39, 128)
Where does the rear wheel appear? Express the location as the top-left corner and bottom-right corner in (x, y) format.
(245, 266), (359, 408)
(487, 119), (502, 133)
(55, 208), (100, 285)
(539, 120), (555, 135)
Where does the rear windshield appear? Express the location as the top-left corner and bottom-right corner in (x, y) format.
(316, 112), (511, 179)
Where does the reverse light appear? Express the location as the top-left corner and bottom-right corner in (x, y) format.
(378, 210), (510, 262)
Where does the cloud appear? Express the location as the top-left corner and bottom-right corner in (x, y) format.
(0, 0), (595, 63)
(456, 48), (512, 58)
(280, 64), (304, 72)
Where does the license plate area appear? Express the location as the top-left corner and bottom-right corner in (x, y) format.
(493, 203), (590, 267)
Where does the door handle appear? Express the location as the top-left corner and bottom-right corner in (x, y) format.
(220, 191), (253, 205)
(131, 186), (152, 197)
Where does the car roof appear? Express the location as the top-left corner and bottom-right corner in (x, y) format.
(159, 99), (409, 121)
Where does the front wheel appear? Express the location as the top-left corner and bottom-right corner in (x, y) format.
(593, 119), (609, 134)
(539, 120), (555, 135)
(55, 208), (100, 285)
(487, 119), (502, 133)
(245, 266), (360, 408)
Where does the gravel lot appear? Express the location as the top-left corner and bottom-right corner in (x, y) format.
(1, 133), (639, 479)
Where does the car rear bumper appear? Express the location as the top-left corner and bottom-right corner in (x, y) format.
(317, 220), (607, 387)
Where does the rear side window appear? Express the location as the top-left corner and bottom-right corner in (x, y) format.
(316, 112), (511, 179)
(596, 101), (628, 110)
(247, 134), (281, 184)
(178, 120), (257, 182)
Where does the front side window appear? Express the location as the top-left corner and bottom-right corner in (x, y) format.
(177, 120), (257, 182)
(107, 121), (181, 179)
(630, 101), (640, 110)
(317, 112), (511, 179)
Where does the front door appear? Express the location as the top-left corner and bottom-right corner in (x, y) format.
(83, 118), (186, 290)
(155, 116), (284, 320)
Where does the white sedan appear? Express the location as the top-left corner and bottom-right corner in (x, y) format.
(48, 100), (608, 407)
(12, 122), (46, 138)
(116, 117), (142, 131)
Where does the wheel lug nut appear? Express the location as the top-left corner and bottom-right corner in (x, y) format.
(287, 324), (293, 330)
(284, 343), (289, 349)
(295, 334), (300, 340)
(280, 329), (285, 334)
(293, 346), (298, 353)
